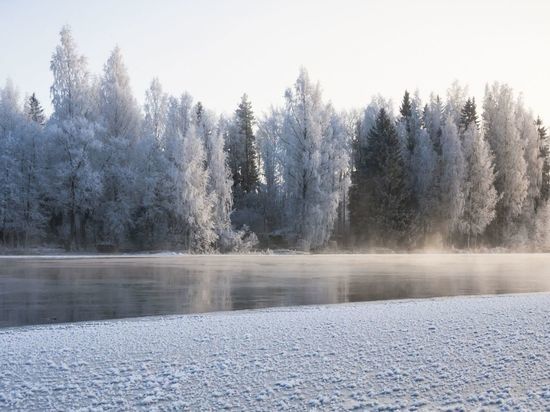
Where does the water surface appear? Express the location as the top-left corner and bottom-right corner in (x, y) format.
(1, 254), (549, 327)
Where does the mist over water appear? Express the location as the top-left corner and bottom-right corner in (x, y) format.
(1, 254), (549, 328)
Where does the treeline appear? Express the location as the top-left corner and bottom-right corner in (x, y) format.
(0, 26), (548, 252)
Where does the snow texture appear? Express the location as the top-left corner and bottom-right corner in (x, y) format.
(1, 294), (550, 410)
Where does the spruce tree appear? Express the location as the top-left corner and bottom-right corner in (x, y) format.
(25, 93), (45, 125)
(399, 90), (415, 152)
(232, 94), (259, 194)
(349, 118), (368, 243)
(195, 101), (204, 123)
(363, 108), (413, 246)
(400, 90), (412, 118)
(459, 97), (479, 132)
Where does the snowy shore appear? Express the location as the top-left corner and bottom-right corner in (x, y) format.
(1, 294), (550, 410)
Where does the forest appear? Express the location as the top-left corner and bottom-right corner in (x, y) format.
(1, 26), (549, 252)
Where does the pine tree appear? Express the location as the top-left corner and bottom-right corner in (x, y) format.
(362, 108), (413, 247)
(25, 93), (45, 126)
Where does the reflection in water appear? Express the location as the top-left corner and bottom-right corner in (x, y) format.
(1, 254), (549, 327)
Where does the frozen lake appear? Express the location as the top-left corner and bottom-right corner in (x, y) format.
(1, 253), (550, 327)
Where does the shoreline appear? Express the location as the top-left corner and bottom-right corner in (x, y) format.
(1, 250), (549, 259)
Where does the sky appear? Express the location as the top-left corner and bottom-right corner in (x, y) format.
(1, 0), (549, 121)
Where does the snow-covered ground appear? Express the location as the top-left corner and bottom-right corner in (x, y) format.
(1, 294), (549, 410)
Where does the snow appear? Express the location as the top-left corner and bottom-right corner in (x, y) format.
(1, 293), (549, 410)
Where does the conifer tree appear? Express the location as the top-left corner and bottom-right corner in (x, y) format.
(424, 94), (444, 155)
(536, 117), (549, 206)
(362, 108), (413, 246)
(25, 93), (45, 126)
(399, 90), (414, 152)
(229, 94), (259, 195)
(459, 98), (479, 132)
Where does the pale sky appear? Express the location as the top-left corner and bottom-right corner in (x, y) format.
(1, 0), (549, 121)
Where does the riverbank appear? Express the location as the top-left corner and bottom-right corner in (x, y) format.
(1, 293), (549, 410)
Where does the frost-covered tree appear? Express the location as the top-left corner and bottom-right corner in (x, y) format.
(3, 37), (550, 253)
(458, 124), (497, 247)
(177, 124), (216, 251)
(164, 93), (193, 159)
(143, 78), (168, 146)
(133, 78), (170, 247)
(0, 81), (25, 244)
(423, 94), (444, 155)
(410, 128), (438, 241)
(445, 81), (468, 127)
(516, 102), (543, 242)
(321, 109), (351, 246)
(483, 83), (528, 243)
(16, 92), (48, 245)
(96, 46), (142, 246)
(438, 115), (465, 243)
(533, 201), (550, 250)
(207, 118), (234, 249)
(280, 68), (347, 250)
(160, 93), (193, 244)
(192, 105), (231, 238)
(48, 26), (101, 250)
(256, 108), (284, 235)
